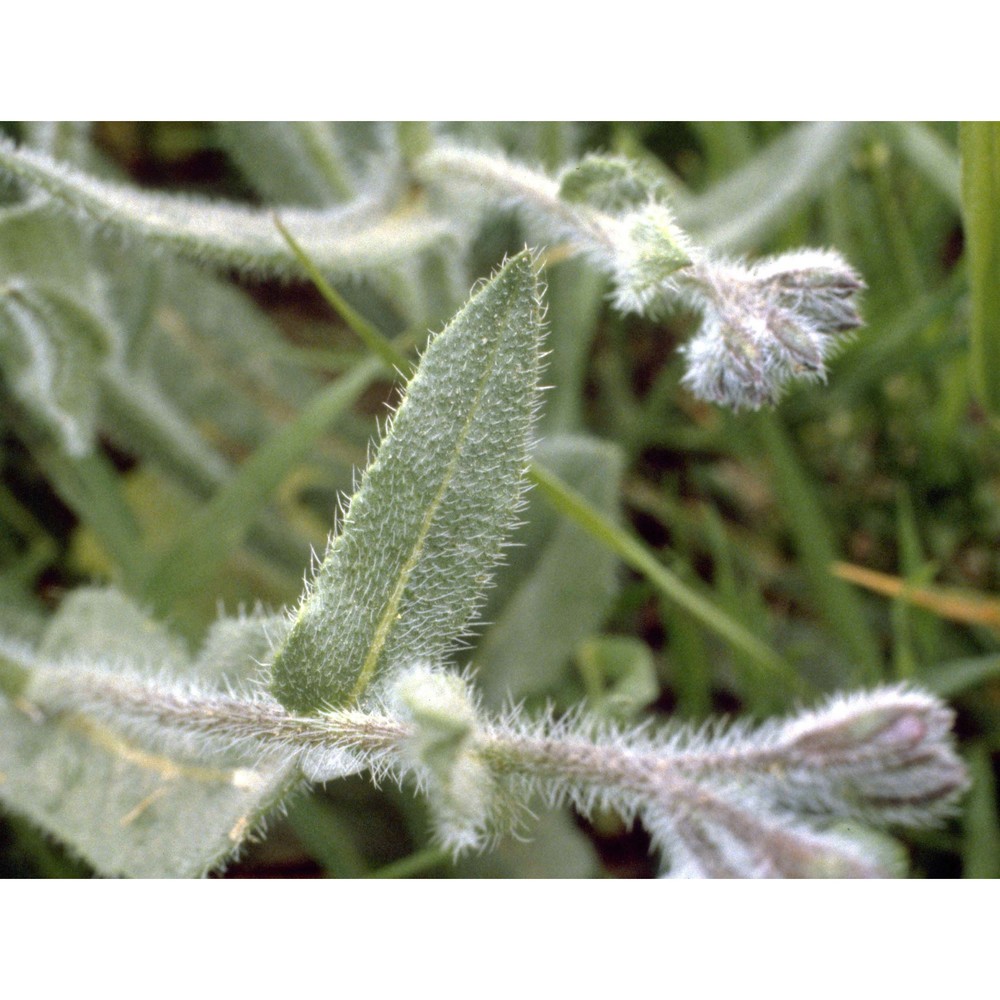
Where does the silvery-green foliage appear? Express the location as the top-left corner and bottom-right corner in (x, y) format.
(0, 194), (324, 611)
(558, 153), (674, 214)
(0, 280), (114, 455)
(415, 145), (692, 316)
(2, 605), (966, 876)
(0, 162), (369, 598)
(393, 666), (497, 852)
(412, 136), (865, 408)
(1, 125), (867, 414)
(0, 591), (301, 878)
(270, 252), (545, 713)
(391, 670), (965, 874)
(0, 197), (123, 456)
(0, 124), (971, 878)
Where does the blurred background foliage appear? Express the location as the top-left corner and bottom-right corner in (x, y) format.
(0, 121), (997, 878)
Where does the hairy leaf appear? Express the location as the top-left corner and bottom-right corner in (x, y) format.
(416, 145), (691, 315)
(558, 153), (671, 215)
(0, 590), (299, 878)
(0, 281), (115, 455)
(270, 252), (545, 712)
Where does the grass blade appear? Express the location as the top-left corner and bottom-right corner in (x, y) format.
(960, 122), (1000, 417)
(527, 460), (799, 691)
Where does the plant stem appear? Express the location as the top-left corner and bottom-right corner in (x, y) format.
(415, 145), (617, 253)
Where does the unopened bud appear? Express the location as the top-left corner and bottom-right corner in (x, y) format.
(394, 666), (494, 852)
(612, 205), (692, 314)
(679, 249), (864, 411)
(773, 687), (969, 826)
(649, 786), (895, 879)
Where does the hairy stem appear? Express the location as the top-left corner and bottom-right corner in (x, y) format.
(25, 663), (407, 764)
(416, 145), (617, 254)
(4, 643), (966, 878)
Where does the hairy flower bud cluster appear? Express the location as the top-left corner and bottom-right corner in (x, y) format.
(679, 248), (865, 410)
(634, 685), (967, 877)
(768, 686), (968, 825)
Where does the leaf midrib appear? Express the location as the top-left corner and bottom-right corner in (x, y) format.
(347, 319), (513, 702)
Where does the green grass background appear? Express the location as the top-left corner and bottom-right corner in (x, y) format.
(1, 121), (998, 878)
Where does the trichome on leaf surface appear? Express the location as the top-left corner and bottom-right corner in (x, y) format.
(0, 122), (989, 878)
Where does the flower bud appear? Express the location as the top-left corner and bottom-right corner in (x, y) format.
(773, 687), (969, 825)
(611, 205), (692, 314)
(393, 666), (494, 852)
(679, 249), (864, 410)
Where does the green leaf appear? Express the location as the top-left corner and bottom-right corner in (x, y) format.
(0, 198), (94, 290)
(37, 587), (189, 668)
(128, 252), (330, 424)
(217, 122), (360, 205)
(31, 445), (145, 589)
(0, 576), (47, 647)
(542, 259), (608, 433)
(0, 590), (299, 878)
(558, 153), (670, 215)
(679, 122), (859, 252)
(960, 122), (1000, 417)
(922, 654), (1000, 699)
(575, 636), (658, 719)
(270, 252), (545, 713)
(474, 435), (623, 706)
(93, 251), (350, 588)
(756, 411), (882, 682)
(0, 281), (115, 456)
(882, 122), (961, 211)
(285, 792), (369, 877)
(527, 460), (798, 692)
(454, 806), (600, 878)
